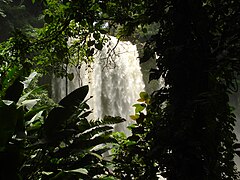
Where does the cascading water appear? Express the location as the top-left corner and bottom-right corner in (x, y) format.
(52, 36), (145, 136)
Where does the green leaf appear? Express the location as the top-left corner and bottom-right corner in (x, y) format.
(5, 78), (24, 103)
(133, 103), (146, 113)
(72, 132), (116, 150)
(89, 116), (126, 127)
(78, 126), (113, 140)
(78, 118), (91, 133)
(89, 152), (103, 160)
(137, 92), (150, 104)
(79, 111), (92, 118)
(67, 73), (74, 81)
(102, 116), (126, 124)
(22, 72), (38, 89)
(20, 99), (40, 109)
(130, 114), (139, 120)
(139, 92), (149, 100)
(42, 171), (53, 176)
(95, 43), (103, 50)
(44, 86), (89, 139)
(65, 168), (88, 175)
(127, 123), (137, 130)
(24, 105), (49, 122)
(125, 139), (137, 146)
(59, 85), (89, 108)
(44, 107), (69, 139)
(17, 86), (44, 106)
(25, 110), (44, 126)
(26, 120), (43, 132)
(2, 100), (14, 106)
(99, 28), (107, 34)
(2, 66), (18, 91)
(128, 135), (140, 142)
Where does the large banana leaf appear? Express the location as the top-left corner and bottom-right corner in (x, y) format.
(4, 78), (24, 103)
(44, 85), (89, 140)
(59, 85), (89, 108)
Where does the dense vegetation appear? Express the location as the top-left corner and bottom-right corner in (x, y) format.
(0, 0), (240, 179)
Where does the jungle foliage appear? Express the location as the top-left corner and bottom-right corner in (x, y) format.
(0, 0), (240, 180)
(0, 71), (124, 180)
(110, 1), (240, 179)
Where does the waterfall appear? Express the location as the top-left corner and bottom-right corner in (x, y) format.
(52, 36), (145, 136)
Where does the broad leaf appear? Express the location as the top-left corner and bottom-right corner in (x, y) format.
(133, 103), (146, 113)
(4, 78), (24, 103)
(89, 116), (126, 127)
(65, 168), (88, 175)
(77, 126), (113, 140)
(22, 71), (38, 89)
(44, 107), (69, 139)
(59, 85), (89, 108)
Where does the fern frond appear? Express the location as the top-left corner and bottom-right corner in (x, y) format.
(77, 126), (113, 140)
(89, 116), (126, 127)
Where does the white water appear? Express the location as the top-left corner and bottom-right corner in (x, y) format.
(52, 36), (145, 136)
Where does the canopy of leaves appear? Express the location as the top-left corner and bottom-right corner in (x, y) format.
(0, 0), (44, 42)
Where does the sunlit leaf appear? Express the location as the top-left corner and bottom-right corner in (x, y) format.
(65, 168), (88, 175)
(25, 110), (43, 126)
(139, 92), (149, 100)
(20, 99), (40, 109)
(22, 71), (38, 89)
(130, 114), (139, 120)
(133, 103), (146, 113)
